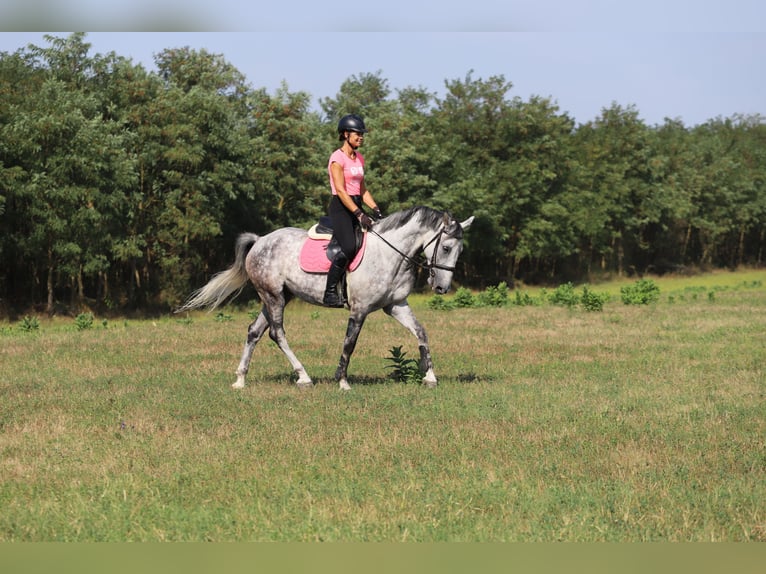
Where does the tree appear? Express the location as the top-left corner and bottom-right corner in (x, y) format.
(319, 71), (391, 124)
(570, 103), (654, 276)
(681, 116), (764, 268)
(0, 49), (42, 310)
(127, 46), (256, 306)
(356, 86), (443, 213)
(244, 83), (326, 233)
(2, 37), (765, 314)
(431, 72), (577, 284)
(0, 34), (133, 313)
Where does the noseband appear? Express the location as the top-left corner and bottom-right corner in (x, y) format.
(369, 225), (457, 278)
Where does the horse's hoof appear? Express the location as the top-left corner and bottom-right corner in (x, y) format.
(338, 379), (352, 391)
(295, 381), (313, 390)
(232, 373), (247, 389)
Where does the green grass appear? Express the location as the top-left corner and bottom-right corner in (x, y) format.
(0, 270), (764, 541)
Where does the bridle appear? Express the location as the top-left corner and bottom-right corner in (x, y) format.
(368, 225), (457, 277)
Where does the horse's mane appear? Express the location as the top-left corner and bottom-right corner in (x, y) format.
(375, 206), (446, 234)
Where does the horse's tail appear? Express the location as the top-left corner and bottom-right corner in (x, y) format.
(176, 233), (259, 312)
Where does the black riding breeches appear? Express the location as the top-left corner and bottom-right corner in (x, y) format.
(328, 195), (362, 260)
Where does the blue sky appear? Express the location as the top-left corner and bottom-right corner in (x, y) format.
(1, 2), (764, 126)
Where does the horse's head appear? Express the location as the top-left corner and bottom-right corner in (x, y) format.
(424, 213), (474, 294)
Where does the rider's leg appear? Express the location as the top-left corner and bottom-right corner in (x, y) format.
(323, 251), (349, 308)
(323, 196), (359, 308)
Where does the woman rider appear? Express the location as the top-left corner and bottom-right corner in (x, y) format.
(323, 114), (383, 307)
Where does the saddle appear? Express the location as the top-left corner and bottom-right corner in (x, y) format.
(299, 216), (367, 273)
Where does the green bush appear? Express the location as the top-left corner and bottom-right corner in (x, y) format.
(620, 278), (660, 305)
(19, 315), (40, 333)
(548, 282), (580, 308)
(427, 282), (605, 311)
(74, 312), (94, 331)
(427, 294), (454, 311)
(452, 287), (475, 308)
(581, 286), (610, 312)
(512, 290), (542, 306)
(476, 282), (509, 307)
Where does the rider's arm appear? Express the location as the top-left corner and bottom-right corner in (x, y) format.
(360, 180), (379, 212)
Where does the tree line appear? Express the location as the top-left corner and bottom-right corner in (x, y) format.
(1, 33), (764, 316)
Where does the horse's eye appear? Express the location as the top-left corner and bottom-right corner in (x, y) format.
(442, 245), (451, 253)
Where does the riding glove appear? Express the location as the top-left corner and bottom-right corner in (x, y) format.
(354, 209), (374, 230)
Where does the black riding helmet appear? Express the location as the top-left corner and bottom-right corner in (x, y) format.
(337, 114), (367, 140)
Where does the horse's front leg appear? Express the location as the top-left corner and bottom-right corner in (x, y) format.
(334, 312), (368, 391)
(384, 301), (438, 388)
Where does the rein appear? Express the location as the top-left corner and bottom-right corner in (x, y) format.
(368, 225), (455, 277)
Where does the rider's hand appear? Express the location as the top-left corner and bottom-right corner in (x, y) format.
(354, 209), (374, 230)
(372, 207), (383, 221)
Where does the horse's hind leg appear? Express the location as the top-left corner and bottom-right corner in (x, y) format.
(384, 302), (438, 388)
(262, 294), (313, 388)
(233, 309), (269, 388)
(334, 311), (368, 391)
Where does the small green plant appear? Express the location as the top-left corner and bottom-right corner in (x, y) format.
(215, 311), (233, 322)
(620, 278), (660, 305)
(384, 345), (421, 384)
(427, 294), (454, 310)
(74, 312), (94, 331)
(452, 287), (475, 308)
(19, 315), (40, 333)
(549, 282), (580, 308)
(476, 282), (509, 307)
(580, 286), (610, 312)
(513, 290), (541, 306)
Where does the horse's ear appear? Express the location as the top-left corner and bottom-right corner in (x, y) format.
(460, 216), (475, 231)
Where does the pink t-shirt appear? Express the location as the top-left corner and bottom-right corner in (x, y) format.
(328, 149), (365, 196)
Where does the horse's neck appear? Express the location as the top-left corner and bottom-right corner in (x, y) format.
(382, 219), (434, 257)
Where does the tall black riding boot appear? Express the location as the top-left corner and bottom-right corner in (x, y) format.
(322, 253), (349, 308)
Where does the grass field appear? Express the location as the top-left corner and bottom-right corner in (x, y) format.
(1, 270), (764, 541)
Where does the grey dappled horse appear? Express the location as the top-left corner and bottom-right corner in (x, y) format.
(178, 206), (474, 390)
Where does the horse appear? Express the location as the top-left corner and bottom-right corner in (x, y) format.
(177, 206), (474, 390)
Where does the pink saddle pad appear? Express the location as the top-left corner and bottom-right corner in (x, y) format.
(299, 233), (367, 273)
